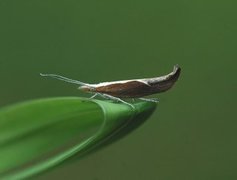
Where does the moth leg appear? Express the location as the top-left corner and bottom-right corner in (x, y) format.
(90, 93), (98, 99)
(100, 94), (135, 109)
(139, 98), (159, 103)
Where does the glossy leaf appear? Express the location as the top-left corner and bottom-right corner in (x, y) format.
(0, 97), (156, 179)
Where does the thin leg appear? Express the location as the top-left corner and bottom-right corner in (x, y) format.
(99, 94), (135, 109)
(139, 98), (159, 103)
(90, 93), (98, 99)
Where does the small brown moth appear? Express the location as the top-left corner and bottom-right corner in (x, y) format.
(40, 65), (181, 107)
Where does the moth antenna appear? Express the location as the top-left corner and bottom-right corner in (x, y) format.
(40, 73), (91, 86)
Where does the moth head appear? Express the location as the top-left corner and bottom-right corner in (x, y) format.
(78, 85), (95, 92)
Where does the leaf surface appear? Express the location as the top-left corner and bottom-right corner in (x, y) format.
(0, 97), (156, 179)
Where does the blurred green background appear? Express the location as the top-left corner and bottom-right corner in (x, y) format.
(0, 0), (236, 179)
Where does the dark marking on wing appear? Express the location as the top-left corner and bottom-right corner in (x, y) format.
(96, 81), (151, 98)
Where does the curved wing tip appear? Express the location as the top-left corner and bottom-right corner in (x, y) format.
(172, 65), (181, 81)
(174, 64), (180, 68)
(173, 64), (181, 71)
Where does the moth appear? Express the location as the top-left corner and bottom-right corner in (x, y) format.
(40, 65), (181, 107)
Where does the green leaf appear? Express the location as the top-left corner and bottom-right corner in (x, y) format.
(0, 97), (156, 179)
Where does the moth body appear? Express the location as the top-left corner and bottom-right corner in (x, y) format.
(40, 65), (181, 99)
